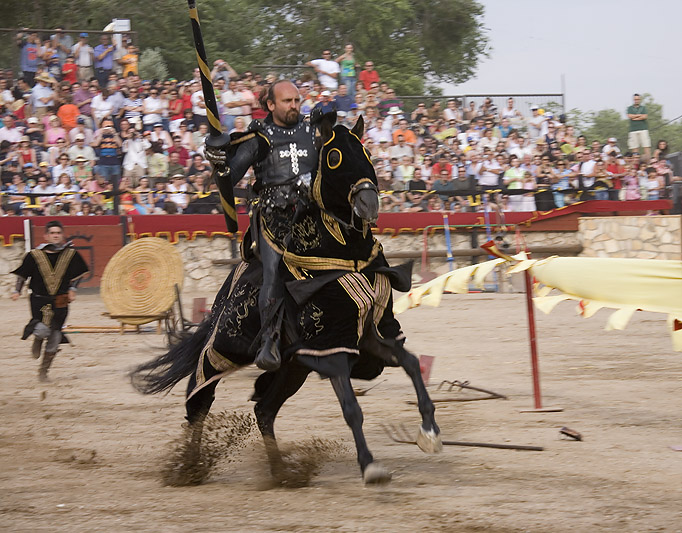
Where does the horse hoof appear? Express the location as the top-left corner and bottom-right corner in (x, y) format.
(417, 427), (443, 454)
(363, 463), (392, 485)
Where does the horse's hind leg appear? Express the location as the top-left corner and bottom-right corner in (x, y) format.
(394, 344), (442, 454)
(184, 377), (218, 445)
(253, 363), (311, 482)
(329, 375), (391, 484)
(161, 379), (220, 486)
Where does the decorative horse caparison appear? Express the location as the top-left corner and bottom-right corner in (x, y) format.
(131, 114), (442, 484)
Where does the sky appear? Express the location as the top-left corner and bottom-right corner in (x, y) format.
(444, 0), (682, 120)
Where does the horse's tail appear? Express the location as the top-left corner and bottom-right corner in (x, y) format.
(130, 317), (212, 395)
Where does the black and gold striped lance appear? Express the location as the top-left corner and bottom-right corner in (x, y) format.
(187, 0), (238, 233)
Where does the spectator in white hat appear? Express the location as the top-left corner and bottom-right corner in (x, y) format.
(527, 104), (544, 141)
(67, 133), (97, 165)
(31, 73), (55, 118)
(601, 137), (622, 158)
(313, 90), (336, 114)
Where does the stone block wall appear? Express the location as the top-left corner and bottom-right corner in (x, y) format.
(0, 229), (584, 298)
(0, 242), (26, 298)
(174, 234), (239, 293)
(579, 216), (681, 260)
(376, 230), (581, 277)
(4, 217), (676, 298)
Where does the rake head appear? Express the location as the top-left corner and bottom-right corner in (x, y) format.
(381, 423), (417, 444)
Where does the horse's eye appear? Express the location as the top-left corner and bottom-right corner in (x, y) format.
(327, 148), (342, 169)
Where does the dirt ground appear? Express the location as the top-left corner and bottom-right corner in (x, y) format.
(1, 291), (681, 532)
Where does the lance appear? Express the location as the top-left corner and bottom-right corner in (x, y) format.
(186, 0), (238, 233)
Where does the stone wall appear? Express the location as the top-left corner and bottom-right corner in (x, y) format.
(0, 229), (583, 298)
(376, 230), (581, 277)
(174, 234), (239, 293)
(0, 241), (27, 298)
(579, 216), (682, 260)
(3, 216), (677, 298)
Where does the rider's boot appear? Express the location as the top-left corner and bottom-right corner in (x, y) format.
(255, 300), (282, 371)
(31, 337), (43, 359)
(39, 351), (57, 382)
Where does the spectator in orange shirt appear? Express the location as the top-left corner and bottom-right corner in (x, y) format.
(57, 94), (80, 131)
(120, 45), (139, 77)
(392, 118), (417, 145)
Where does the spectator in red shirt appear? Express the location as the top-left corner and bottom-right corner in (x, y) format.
(61, 55), (77, 85)
(431, 153), (453, 178)
(251, 84), (268, 120)
(167, 134), (190, 167)
(358, 60), (380, 91)
(180, 82), (194, 115)
(605, 153), (625, 200)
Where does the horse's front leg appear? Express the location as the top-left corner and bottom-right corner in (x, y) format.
(394, 344), (442, 454)
(329, 375), (391, 484)
(253, 364), (311, 483)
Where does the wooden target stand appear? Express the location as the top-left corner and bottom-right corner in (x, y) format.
(97, 237), (187, 337)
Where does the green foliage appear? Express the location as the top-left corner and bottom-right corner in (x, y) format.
(138, 48), (169, 82)
(582, 109), (629, 146)
(1, 0), (489, 96)
(573, 95), (682, 153)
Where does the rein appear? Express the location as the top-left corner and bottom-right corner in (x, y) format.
(319, 179), (378, 233)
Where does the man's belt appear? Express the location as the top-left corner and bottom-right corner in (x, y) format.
(260, 173), (311, 211)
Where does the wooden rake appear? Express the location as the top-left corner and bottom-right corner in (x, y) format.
(434, 380), (508, 401)
(381, 423), (544, 451)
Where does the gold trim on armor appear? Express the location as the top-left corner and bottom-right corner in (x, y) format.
(261, 220), (285, 255)
(337, 272), (392, 341)
(230, 132), (257, 146)
(348, 131), (373, 165)
(228, 261), (249, 297)
(283, 239), (381, 277)
(322, 130), (336, 147)
(256, 131), (271, 145)
(338, 274), (371, 340)
(321, 211), (346, 245)
(207, 346), (240, 372)
(296, 347), (360, 357)
(186, 369), (237, 402)
(31, 248), (75, 296)
(327, 148), (342, 169)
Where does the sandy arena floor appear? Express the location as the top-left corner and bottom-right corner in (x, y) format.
(1, 291), (681, 532)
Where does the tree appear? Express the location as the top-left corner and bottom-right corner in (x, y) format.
(250, 0), (489, 95)
(1, 0), (489, 96)
(138, 48), (168, 82)
(574, 95), (682, 153)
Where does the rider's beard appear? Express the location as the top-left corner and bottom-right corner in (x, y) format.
(283, 109), (299, 126)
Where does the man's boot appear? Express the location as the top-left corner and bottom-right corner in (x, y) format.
(31, 337), (43, 359)
(255, 301), (282, 372)
(39, 351), (57, 382)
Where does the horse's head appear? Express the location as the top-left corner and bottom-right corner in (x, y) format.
(313, 113), (379, 228)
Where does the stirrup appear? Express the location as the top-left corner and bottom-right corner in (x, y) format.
(255, 334), (281, 371)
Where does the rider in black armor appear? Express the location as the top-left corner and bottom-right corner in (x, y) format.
(206, 80), (319, 372)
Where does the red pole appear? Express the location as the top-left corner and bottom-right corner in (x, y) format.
(524, 268), (543, 409)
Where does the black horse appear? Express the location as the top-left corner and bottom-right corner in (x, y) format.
(131, 114), (441, 485)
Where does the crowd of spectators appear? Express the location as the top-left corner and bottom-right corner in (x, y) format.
(0, 33), (677, 217)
